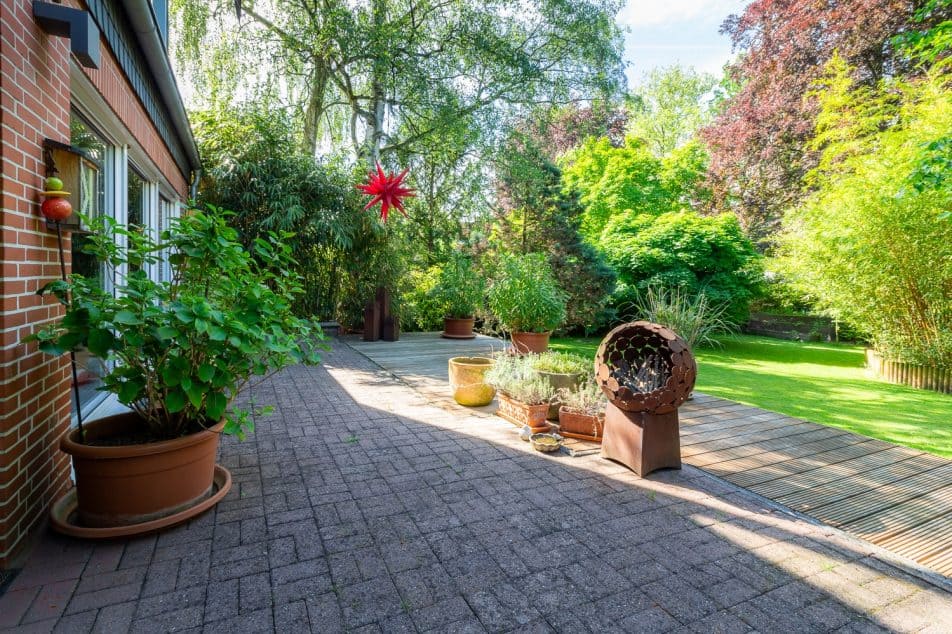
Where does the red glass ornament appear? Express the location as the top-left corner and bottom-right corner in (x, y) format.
(356, 163), (416, 221)
(41, 197), (72, 221)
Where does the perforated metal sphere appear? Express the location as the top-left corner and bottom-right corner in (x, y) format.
(594, 321), (697, 414)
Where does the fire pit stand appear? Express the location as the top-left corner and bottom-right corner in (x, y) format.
(594, 321), (697, 476)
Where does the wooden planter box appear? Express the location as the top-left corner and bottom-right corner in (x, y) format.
(558, 407), (604, 442)
(496, 393), (550, 433)
(866, 349), (952, 394)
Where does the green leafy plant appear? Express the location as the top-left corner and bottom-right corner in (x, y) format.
(430, 254), (484, 319)
(485, 354), (555, 405)
(531, 351), (590, 375)
(632, 287), (736, 350)
(30, 206), (324, 441)
(402, 265), (445, 331)
(487, 253), (567, 334)
(602, 210), (762, 326)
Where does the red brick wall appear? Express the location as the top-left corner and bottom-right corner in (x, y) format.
(0, 0), (190, 566)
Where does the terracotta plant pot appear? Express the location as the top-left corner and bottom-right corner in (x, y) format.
(496, 392), (549, 432)
(448, 356), (495, 406)
(59, 412), (228, 529)
(537, 370), (584, 420)
(510, 331), (551, 354)
(558, 406), (604, 442)
(442, 317), (476, 339)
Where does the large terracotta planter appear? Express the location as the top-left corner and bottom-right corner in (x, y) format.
(59, 412), (228, 529)
(496, 393), (549, 433)
(537, 370), (584, 420)
(558, 406), (604, 442)
(442, 317), (476, 339)
(511, 331), (551, 354)
(448, 356), (495, 406)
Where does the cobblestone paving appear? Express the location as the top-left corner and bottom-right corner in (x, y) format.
(2, 341), (951, 633)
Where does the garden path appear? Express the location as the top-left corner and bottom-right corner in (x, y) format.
(348, 332), (952, 580)
(1, 339), (950, 632)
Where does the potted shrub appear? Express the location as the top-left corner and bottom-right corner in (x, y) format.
(531, 351), (590, 420)
(558, 381), (607, 442)
(485, 354), (554, 432)
(487, 253), (567, 353)
(431, 254), (484, 339)
(30, 207), (322, 535)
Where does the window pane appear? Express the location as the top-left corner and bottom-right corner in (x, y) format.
(68, 111), (109, 418)
(128, 168), (145, 228)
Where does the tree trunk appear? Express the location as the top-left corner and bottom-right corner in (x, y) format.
(365, 0), (387, 167)
(303, 63), (329, 156)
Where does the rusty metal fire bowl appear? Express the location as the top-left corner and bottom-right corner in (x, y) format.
(595, 321), (697, 476)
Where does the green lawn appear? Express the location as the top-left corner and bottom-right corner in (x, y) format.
(552, 334), (952, 458)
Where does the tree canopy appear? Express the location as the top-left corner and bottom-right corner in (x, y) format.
(777, 56), (952, 365)
(627, 65), (717, 157)
(172, 0), (626, 166)
(703, 0), (947, 238)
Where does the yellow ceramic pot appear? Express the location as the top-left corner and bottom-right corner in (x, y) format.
(448, 357), (496, 406)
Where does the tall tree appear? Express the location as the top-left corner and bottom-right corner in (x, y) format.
(703, 0), (947, 239)
(559, 136), (705, 239)
(171, 0), (626, 166)
(493, 133), (616, 331)
(778, 56), (952, 365)
(627, 65), (717, 157)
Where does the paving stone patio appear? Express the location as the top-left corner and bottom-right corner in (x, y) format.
(1, 340), (951, 633)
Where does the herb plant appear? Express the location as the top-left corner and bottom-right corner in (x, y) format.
(485, 354), (555, 405)
(531, 351), (590, 375)
(559, 380), (607, 417)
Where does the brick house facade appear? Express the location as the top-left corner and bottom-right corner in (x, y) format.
(0, 0), (199, 567)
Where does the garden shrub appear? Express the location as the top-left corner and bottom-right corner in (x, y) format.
(601, 210), (762, 326)
(778, 56), (952, 366)
(192, 105), (377, 322)
(401, 266), (445, 332)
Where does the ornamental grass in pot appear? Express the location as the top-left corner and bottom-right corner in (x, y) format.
(487, 254), (566, 353)
(30, 207), (322, 534)
(558, 380), (607, 442)
(431, 254), (484, 339)
(531, 351), (590, 420)
(485, 354), (555, 432)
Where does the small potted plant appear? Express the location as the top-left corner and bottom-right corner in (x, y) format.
(487, 253), (566, 353)
(531, 351), (590, 420)
(30, 207), (322, 536)
(558, 380), (607, 442)
(431, 254), (484, 339)
(485, 354), (555, 432)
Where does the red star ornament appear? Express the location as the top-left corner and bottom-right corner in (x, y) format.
(357, 163), (416, 221)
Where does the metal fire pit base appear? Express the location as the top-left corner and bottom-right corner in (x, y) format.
(601, 402), (681, 477)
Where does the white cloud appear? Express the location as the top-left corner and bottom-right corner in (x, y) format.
(617, 0), (749, 28)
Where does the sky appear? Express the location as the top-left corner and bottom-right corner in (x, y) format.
(618, 0), (751, 86)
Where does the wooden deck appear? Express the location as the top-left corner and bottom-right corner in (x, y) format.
(344, 332), (952, 578)
(681, 394), (952, 578)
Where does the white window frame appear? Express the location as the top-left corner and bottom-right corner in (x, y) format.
(70, 64), (190, 423)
